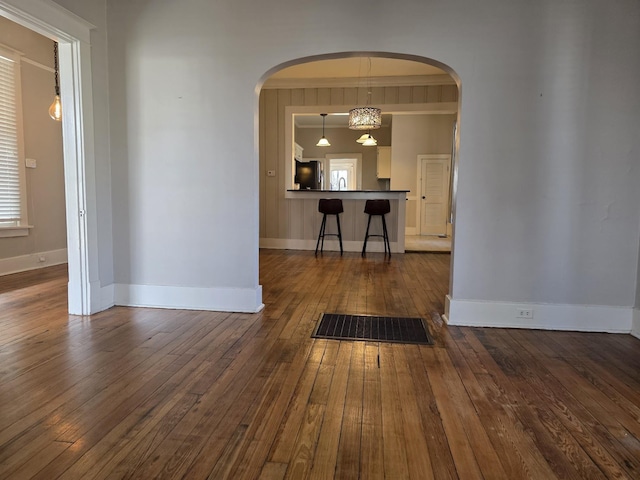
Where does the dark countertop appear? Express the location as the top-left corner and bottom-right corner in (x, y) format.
(287, 189), (410, 193)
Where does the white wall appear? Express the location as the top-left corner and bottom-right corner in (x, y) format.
(391, 115), (455, 194)
(45, 0), (640, 324)
(391, 114), (455, 231)
(0, 17), (66, 273)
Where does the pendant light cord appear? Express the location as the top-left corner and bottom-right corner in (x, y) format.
(53, 42), (60, 96)
(366, 57), (372, 105)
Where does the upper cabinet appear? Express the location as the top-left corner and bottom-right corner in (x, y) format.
(294, 142), (304, 161)
(377, 146), (391, 179)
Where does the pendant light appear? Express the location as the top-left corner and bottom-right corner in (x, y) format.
(348, 106), (381, 130)
(48, 41), (62, 121)
(316, 113), (330, 147)
(348, 58), (381, 131)
(356, 132), (370, 144)
(357, 129), (377, 146)
(362, 134), (377, 146)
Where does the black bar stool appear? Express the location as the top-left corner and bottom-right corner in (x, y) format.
(362, 199), (391, 257)
(315, 198), (344, 255)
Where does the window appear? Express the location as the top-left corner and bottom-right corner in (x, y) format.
(0, 46), (29, 237)
(325, 155), (361, 191)
(330, 168), (350, 191)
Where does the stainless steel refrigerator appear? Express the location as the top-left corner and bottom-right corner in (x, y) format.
(294, 160), (321, 190)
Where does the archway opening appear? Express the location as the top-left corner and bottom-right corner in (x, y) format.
(257, 52), (461, 316)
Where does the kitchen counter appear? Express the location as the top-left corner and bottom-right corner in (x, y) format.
(286, 189), (409, 192)
(287, 189), (408, 193)
(262, 190), (409, 253)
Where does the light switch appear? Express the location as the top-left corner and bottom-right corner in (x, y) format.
(26, 158), (37, 168)
(267, 170), (276, 177)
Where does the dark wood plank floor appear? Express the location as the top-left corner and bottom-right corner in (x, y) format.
(0, 250), (638, 479)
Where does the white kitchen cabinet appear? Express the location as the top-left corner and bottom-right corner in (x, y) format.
(377, 146), (391, 179)
(294, 142), (304, 161)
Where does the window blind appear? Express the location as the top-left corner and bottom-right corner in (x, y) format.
(0, 53), (20, 224)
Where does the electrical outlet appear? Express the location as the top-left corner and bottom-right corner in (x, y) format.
(516, 308), (533, 319)
(38, 256), (46, 263)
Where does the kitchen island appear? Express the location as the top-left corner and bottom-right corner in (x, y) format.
(260, 190), (409, 253)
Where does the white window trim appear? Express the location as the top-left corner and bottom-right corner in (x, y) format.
(0, 44), (31, 237)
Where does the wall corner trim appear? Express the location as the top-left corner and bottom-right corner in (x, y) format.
(99, 283), (115, 312)
(632, 308), (640, 340)
(114, 283), (264, 314)
(446, 297), (633, 334)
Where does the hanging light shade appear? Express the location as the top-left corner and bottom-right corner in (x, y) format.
(362, 134), (378, 146)
(348, 106), (381, 130)
(356, 132), (370, 144)
(48, 41), (62, 121)
(316, 113), (331, 147)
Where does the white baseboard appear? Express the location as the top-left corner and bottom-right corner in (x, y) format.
(632, 308), (640, 339)
(445, 295), (633, 334)
(100, 283), (115, 311)
(260, 237), (400, 253)
(0, 248), (68, 276)
(114, 283), (264, 313)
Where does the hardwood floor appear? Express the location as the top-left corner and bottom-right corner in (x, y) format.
(0, 251), (639, 479)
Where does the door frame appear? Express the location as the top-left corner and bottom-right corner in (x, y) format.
(416, 154), (452, 236)
(0, 0), (98, 315)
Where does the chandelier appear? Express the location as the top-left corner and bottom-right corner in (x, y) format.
(348, 57), (381, 130)
(348, 107), (381, 130)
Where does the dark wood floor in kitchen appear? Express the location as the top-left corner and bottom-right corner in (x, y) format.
(0, 249), (639, 479)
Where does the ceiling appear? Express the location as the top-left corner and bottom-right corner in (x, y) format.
(269, 57), (446, 80)
(269, 57), (451, 128)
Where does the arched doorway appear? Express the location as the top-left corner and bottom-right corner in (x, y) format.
(257, 52), (461, 312)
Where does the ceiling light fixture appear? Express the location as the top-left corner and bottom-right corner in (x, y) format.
(356, 131), (371, 144)
(362, 134), (378, 146)
(349, 106), (381, 130)
(316, 113), (330, 147)
(48, 41), (62, 121)
(349, 58), (381, 131)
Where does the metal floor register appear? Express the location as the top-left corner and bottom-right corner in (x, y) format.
(312, 313), (433, 345)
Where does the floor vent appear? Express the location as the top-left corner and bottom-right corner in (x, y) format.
(312, 313), (433, 345)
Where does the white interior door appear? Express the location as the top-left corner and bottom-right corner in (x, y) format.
(419, 155), (450, 236)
